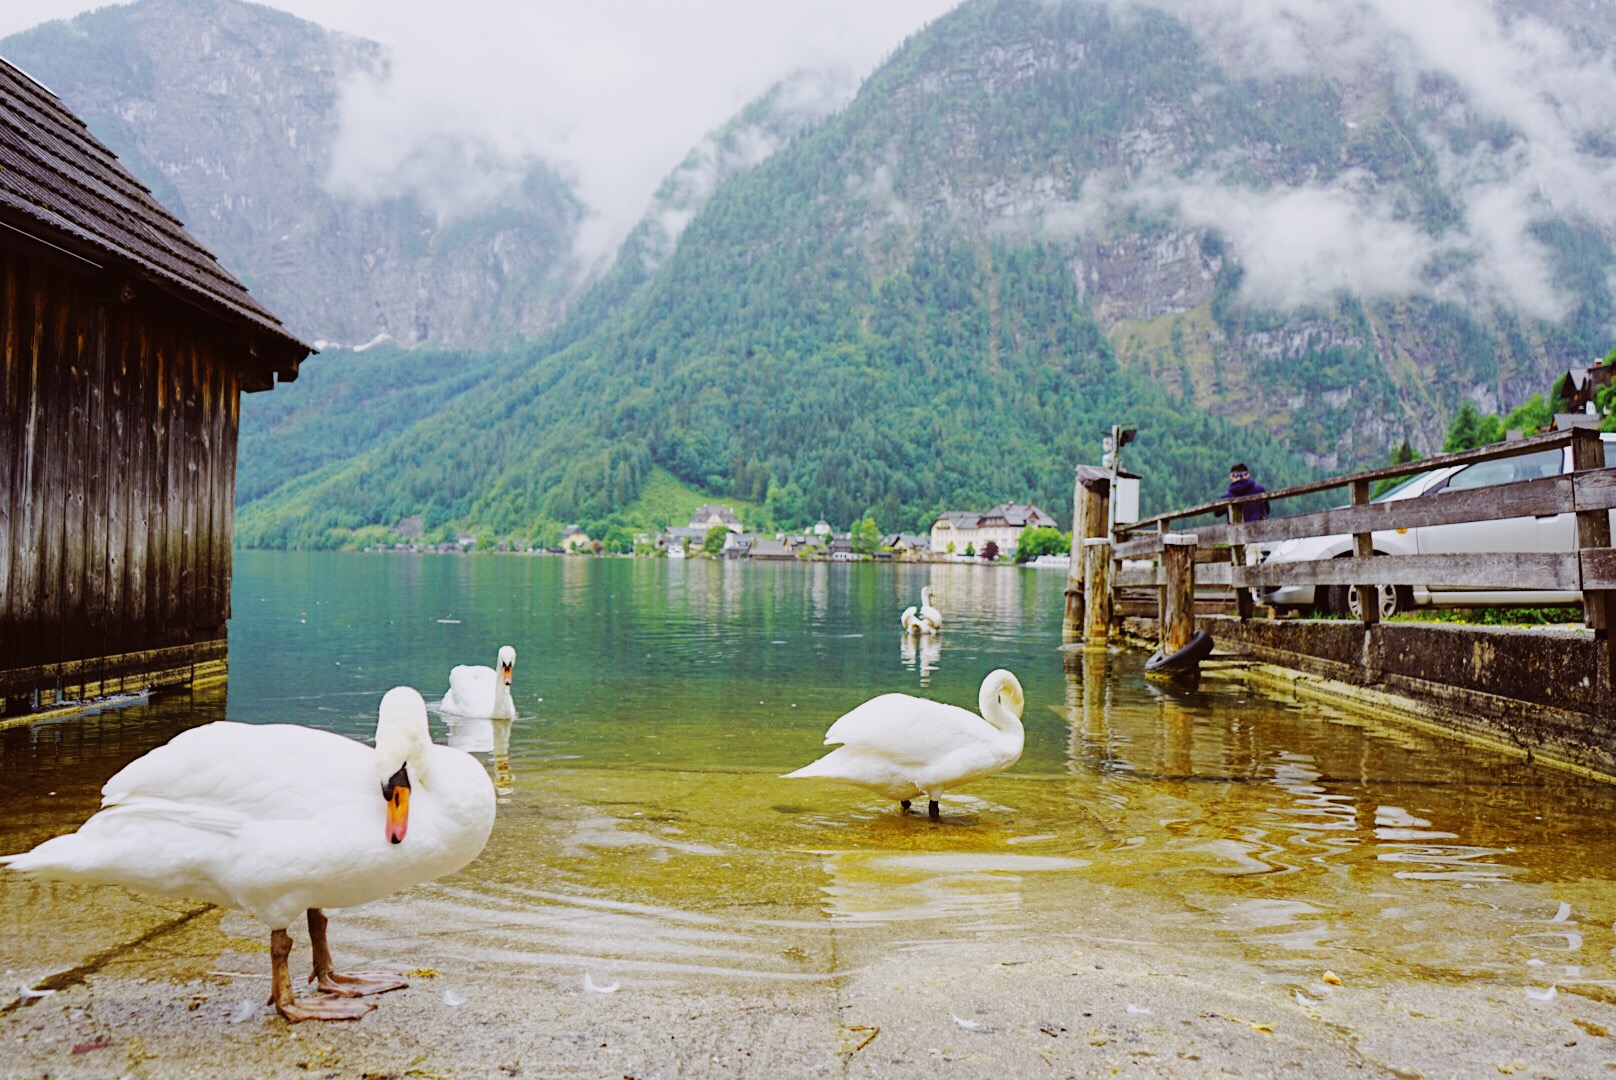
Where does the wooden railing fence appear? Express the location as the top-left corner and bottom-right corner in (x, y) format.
(1077, 427), (1616, 673)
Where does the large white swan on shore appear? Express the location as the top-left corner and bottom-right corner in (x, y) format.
(782, 669), (1024, 821)
(0, 687), (496, 1022)
(442, 645), (516, 720)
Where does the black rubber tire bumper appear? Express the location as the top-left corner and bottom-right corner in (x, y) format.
(1145, 629), (1214, 673)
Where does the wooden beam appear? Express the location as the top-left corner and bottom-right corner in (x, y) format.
(1083, 538), (1112, 647)
(1571, 431), (1612, 632)
(1116, 467), (1616, 561)
(1233, 551), (1579, 591)
(1227, 502), (1253, 620)
(1581, 548), (1616, 591)
(1351, 477), (1378, 626)
(1129, 428), (1576, 529)
(1159, 534), (1197, 654)
(1065, 467), (1110, 640)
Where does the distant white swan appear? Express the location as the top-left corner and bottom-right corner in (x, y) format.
(782, 669), (1024, 821)
(442, 645), (516, 720)
(0, 687), (496, 1022)
(919, 585), (943, 632)
(900, 605), (936, 636)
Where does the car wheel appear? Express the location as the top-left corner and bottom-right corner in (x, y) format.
(1345, 582), (1412, 620)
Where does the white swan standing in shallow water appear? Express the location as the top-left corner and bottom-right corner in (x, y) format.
(442, 645), (516, 720)
(783, 669), (1024, 822)
(0, 687), (496, 1022)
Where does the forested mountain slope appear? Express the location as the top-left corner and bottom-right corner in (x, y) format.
(131, 0), (1616, 544)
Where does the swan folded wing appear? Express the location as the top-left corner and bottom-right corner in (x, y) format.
(444, 665), (495, 716)
(100, 722), (370, 817)
(89, 797), (248, 836)
(821, 695), (989, 767)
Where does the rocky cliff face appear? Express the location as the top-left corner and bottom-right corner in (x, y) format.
(9, 0), (1613, 482)
(811, 0), (1616, 468)
(1, 0), (583, 351)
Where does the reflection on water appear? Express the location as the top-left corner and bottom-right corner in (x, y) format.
(3, 553), (1616, 999)
(443, 715), (515, 795)
(898, 631), (941, 686)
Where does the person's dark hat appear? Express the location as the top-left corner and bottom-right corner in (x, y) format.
(1230, 463), (1249, 474)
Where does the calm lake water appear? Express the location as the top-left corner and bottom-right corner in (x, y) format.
(4, 552), (1616, 997)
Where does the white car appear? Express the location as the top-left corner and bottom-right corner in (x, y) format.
(1262, 434), (1615, 618)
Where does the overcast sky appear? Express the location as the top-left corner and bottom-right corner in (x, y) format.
(0, 1), (960, 261)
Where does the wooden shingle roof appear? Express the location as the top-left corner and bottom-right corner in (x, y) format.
(0, 57), (310, 378)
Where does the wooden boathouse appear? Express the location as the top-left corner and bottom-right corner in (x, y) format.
(0, 58), (312, 714)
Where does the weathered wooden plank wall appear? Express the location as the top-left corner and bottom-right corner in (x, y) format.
(0, 251), (242, 705)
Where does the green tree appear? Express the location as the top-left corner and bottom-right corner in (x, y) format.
(851, 515), (882, 555)
(1014, 526), (1069, 563)
(1443, 402), (1487, 452)
(1500, 394), (1553, 437)
(702, 525), (729, 556)
(1370, 439), (1423, 497)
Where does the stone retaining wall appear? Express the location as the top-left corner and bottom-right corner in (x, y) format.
(1124, 614), (1616, 780)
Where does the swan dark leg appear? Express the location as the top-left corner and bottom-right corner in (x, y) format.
(307, 908), (409, 998)
(928, 800), (941, 822)
(900, 800), (912, 811)
(269, 927), (375, 1022)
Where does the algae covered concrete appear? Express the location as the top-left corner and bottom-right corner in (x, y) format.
(1124, 613), (1616, 780)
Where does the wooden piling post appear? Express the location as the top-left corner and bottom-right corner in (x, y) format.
(1350, 478), (1379, 626)
(1064, 466), (1112, 640)
(1083, 537), (1112, 649)
(1159, 533), (1198, 655)
(1570, 428), (1614, 705)
(1226, 502), (1253, 620)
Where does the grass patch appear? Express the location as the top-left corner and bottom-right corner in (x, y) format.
(613, 468), (767, 532)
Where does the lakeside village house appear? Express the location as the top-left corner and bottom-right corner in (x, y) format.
(928, 503), (1058, 557)
(639, 502), (1056, 561)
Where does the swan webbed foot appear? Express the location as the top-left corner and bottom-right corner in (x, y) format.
(900, 799), (912, 811)
(314, 971), (409, 998)
(277, 995), (378, 1023)
(928, 799), (940, 822)
(271, 926), (379, 1022)
(304, 907), (408, 998)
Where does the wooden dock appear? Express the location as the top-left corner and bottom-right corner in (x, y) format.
(1068, 427), (1616, 777)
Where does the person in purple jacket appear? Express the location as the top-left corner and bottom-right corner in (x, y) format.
(1222, 463), (1270, 521)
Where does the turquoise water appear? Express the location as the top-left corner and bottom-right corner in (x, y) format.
(224, 553), (1074, 772)
(4, 552), (1616, 996)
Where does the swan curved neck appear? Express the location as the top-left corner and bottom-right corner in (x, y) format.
(978, 684), (1023, 735)
(493, 678), (514, 719)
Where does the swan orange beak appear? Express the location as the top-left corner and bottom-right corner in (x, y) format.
(383, 763), (410, 844)
(500, 661), (513, 686)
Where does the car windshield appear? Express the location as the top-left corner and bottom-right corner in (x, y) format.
(1371, 471), (1433, 502)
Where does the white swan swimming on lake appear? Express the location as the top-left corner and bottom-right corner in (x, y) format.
(0, 687), (496, 1022)
(900, 605), (936, 636)
(782, 669), (1024, 822)
(919, 585), (943, 632)
(442, 645), (516, 720)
